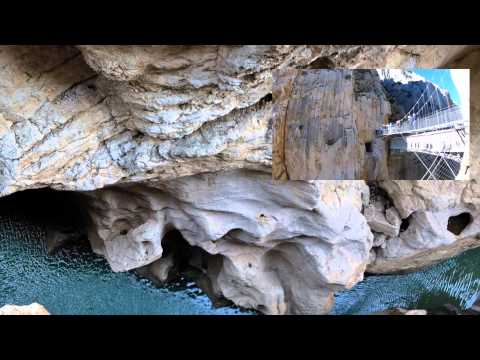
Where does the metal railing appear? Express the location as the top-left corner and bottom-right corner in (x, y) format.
(414, 150), (463, 162)
(380, 106), (464, 136)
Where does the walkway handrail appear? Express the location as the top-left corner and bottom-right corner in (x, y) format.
(381, 106), (464, 136)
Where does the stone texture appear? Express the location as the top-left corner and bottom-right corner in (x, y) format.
(368, 180), (480, 273)
(84, 169), (372, 314)
(1, 45), (477, 193)
(272, 69), (390, 180)
(149, 254), (175, 283)
(1, 45), (480, 314)
(1, 45), (309, 195)
(364, 205), (399, 237)
(0, 303), (50, 315)
(444, 48), (480, 181)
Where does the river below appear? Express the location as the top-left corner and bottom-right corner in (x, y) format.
(2, 209), (480, 315)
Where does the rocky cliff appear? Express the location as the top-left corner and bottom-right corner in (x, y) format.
(272, 69), (390, 180)
(378, 69), (454, 121)
(0, 45), (479, 314)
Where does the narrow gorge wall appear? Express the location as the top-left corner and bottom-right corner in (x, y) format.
(1, 45), (479, 314)
(272, 69), (390, 180)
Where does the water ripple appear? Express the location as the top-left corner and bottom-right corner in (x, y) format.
(3, 208), (479, 315)
(0, 212), (252, 315)
(332, 247), (480, 314)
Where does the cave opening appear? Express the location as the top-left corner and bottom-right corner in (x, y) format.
(0, 187), (247, 314)
(365, 142), (373, 153)
(0, 187), (90, 253)
(307, 56), (335, 69)
(134, 229), (233, 309)
(400, 214), (412, 233)
(367, 181), (394, 208)
(161, 229), (199, 276)
(0, 187), (233, 308)
(447, 212), (472, 236)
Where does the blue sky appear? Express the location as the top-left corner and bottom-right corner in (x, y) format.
(412, 69), (461, 106)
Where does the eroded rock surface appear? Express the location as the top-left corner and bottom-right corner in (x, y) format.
(368, 181), (480, 273)
(1, 45), (479, 314)
(272, 69), (391, 180)
(84, 170), (372, 314)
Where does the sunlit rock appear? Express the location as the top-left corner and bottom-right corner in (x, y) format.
(0, 303), (50, 315)
(1, 44), (480, 314)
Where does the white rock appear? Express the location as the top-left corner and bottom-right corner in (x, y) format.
(385, 206), (401, 229)
(0, 303), (50, 315)
(364, 205), (399, 237)
(149, 254), (175, 283)
(373, 233), (388, 247)
(85, 170), (372, 314)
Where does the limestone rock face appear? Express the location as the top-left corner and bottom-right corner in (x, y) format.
(353, 70), (391, 180)
(364, 204), (399, 238)
(1, 45), (318, 195)
(444, 47), (480, 181)
(1, 45), (480, 314)
(272, 69), (391, 180)
(0, 303), (50, 315)
(302, 45), (476, 70)
(84, 170), (372, 314)
(368, 180), (480, 273)
(378, 69), (453, 121)
(1, 45), (477, 194)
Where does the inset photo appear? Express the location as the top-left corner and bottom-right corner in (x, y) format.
(272, 69), (470, 180)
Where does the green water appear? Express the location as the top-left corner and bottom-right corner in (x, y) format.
(332, 247), (480, 314)
(0, 212), (250, 315)
(2, 208), (480, 315)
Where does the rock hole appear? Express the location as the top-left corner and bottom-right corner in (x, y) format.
(367, 181), (394, 208)
(87, 84), (97, 91)
(365, 142), (373, 153)
(159, 230), (195, 272)
(242, 73), (256, 82)
(447, 212), (472, 235)
(120, 229), (128, 235)
(146, 230), (239, 309)
(326, 138), (337, 146)
(0, 187), (90, 254)
(264, 93), (273, 102)
(400, 215), (412, 233)
(307, 56), (335, 69)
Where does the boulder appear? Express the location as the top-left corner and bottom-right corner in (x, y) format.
(364, 205), (399, 237)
